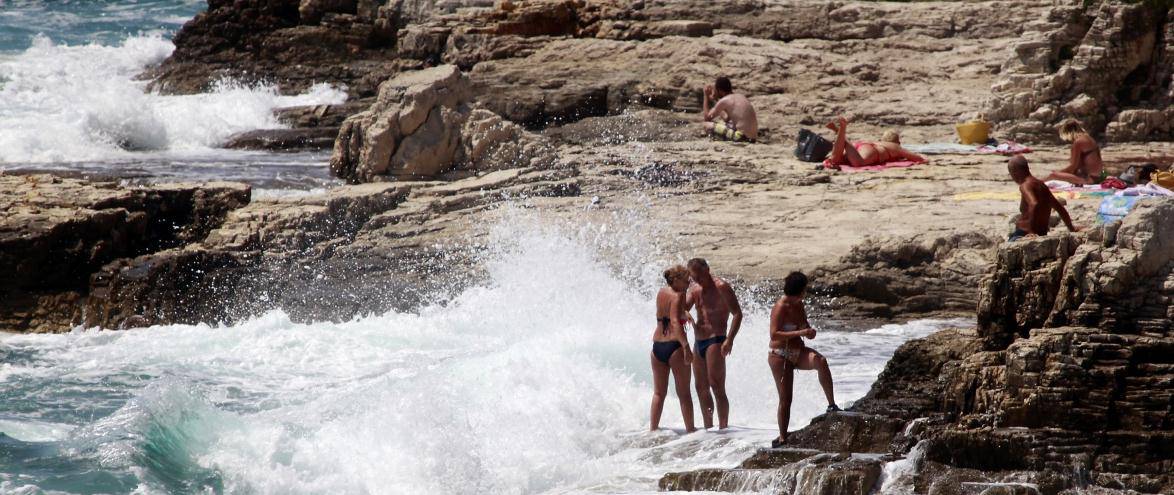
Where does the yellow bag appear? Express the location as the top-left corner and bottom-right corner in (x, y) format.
(1153, 171), (1174, 189)
(956, 121), (991, 145)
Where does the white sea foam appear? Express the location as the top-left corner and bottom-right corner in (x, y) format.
(0, 34), (346, 164)
(0, 210), (969, 493)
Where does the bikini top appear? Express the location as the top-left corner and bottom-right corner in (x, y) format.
(657, 317), (688, 336)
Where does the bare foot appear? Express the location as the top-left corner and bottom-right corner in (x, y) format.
(838, 116), (849, 129)
(825, 121), (839, 132)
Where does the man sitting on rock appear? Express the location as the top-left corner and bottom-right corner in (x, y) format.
(1008, 155), (1081, 241)
(702, 77), (758, 143)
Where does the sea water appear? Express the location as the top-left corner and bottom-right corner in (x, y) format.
(0, 208), (967, 494)
(0, 0), (345, 189)
(0, 3), (967, 493)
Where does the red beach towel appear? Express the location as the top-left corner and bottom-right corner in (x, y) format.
(823, 159), (926, 173)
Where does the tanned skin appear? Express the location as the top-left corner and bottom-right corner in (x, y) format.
(650, 277), (696, 432)
(1046, 134), (1104, 185)
(702, 82), (759, 141)
(825, 116), (925, 169)
(768, 286), (835, 445)
(1009, 155), (1081, 237)
(686, 261), (743, 429)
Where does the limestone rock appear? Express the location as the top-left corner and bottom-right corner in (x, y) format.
(813, 231), (1000, 317)
(330, 65), (552, 183)
(0, 175), (250, 333)
(986, 1), (1172, 142)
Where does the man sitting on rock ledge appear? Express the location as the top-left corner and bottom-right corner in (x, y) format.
(1008, 154), (1081, 241)
(702, 76), (758, 143)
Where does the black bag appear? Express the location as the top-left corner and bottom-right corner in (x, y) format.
(794, 128), (833, 162)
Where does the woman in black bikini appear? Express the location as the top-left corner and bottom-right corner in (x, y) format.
(651, 265), (697, 432)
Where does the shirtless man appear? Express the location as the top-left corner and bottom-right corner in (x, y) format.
(702, 77), (758, 143)
(685, 258), (743, 429)
(1008, 155), (1081, 241)
(768, 271), (838, 448)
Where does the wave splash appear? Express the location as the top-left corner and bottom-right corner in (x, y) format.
(0, 34), (345, 164)
(0, 210), (966, 493)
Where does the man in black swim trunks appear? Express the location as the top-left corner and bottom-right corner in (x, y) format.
(685, 258), (744, 430)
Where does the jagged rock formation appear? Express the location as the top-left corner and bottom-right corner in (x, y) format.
(812, 231), (1000, 318)
(329, 65), (553, 183)
(0, 175), (250, 332)
(986, 1), (1172, 143)
(81, 167), (580, 330)
(663, 198), (1174, 494)
(149, 0), (1053, 141)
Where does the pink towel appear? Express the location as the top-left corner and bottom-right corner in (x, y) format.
(823, 159), (925, 173)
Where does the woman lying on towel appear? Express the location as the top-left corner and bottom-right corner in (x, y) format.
(824, 117), (926, 169)
(1045, 119), (1105, 185)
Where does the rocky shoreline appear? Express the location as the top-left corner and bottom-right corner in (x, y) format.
(661, 199), (1174, 494)
(2, 0), (1173, 493)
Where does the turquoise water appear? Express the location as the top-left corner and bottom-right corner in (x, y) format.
(0, 0), (202, 53)
(0, 0), (343, 190)
(0, 207), (968, 494)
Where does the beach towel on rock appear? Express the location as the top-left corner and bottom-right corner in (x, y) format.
(1097, 195), (1144, 224)
(977, 141), (1032, 155)
(824, 159), (926, 173)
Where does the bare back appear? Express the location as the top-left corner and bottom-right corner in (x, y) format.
(654, 287), (686, 343)
(715, 94), (758, 140)
(1017, 177), (1060, 235)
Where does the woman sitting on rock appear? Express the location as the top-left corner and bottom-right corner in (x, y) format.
(823, 116), (925, 169)
(1045, 119), (1105, 185)
(650, 265), (697, 433)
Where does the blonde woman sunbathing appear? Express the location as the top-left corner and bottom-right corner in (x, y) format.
(824, 117), (925, 169)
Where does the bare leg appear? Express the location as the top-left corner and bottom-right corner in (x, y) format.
(826, 117), (867, 167)
(669, 348), (697, 432)
(768, 353), (794, 443)
(692, 353), (715, 428)
(706, 347), (730, 429)
(794, 348), (836, 407)
(650, 353), (670, 431)
(1045, 170), (1091, 185)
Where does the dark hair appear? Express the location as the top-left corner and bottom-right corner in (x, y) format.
(715, 77), (732, 94)
(664, 265), (689, 285)
(1139, 163), (1159, 182)
(783, 271), (808, 296)
(687, 258), (709, 271)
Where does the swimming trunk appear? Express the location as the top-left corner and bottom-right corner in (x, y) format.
(1008, 228), (1028, 242)
(770, 347), (800, 363)
(652, 341), (682, 364)
(711, 121), (754, 143)
(695, 335), (727, 359)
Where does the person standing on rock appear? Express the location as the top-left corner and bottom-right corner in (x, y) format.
(1008, 154), (1081, 241)
(651, 265), (697, 433)
(685, 258), (743, 430)
(768, 271), (839, 449)
(702, 76), (759, 143)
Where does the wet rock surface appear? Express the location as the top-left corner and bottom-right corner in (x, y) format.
(0, 175), (250, 333)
